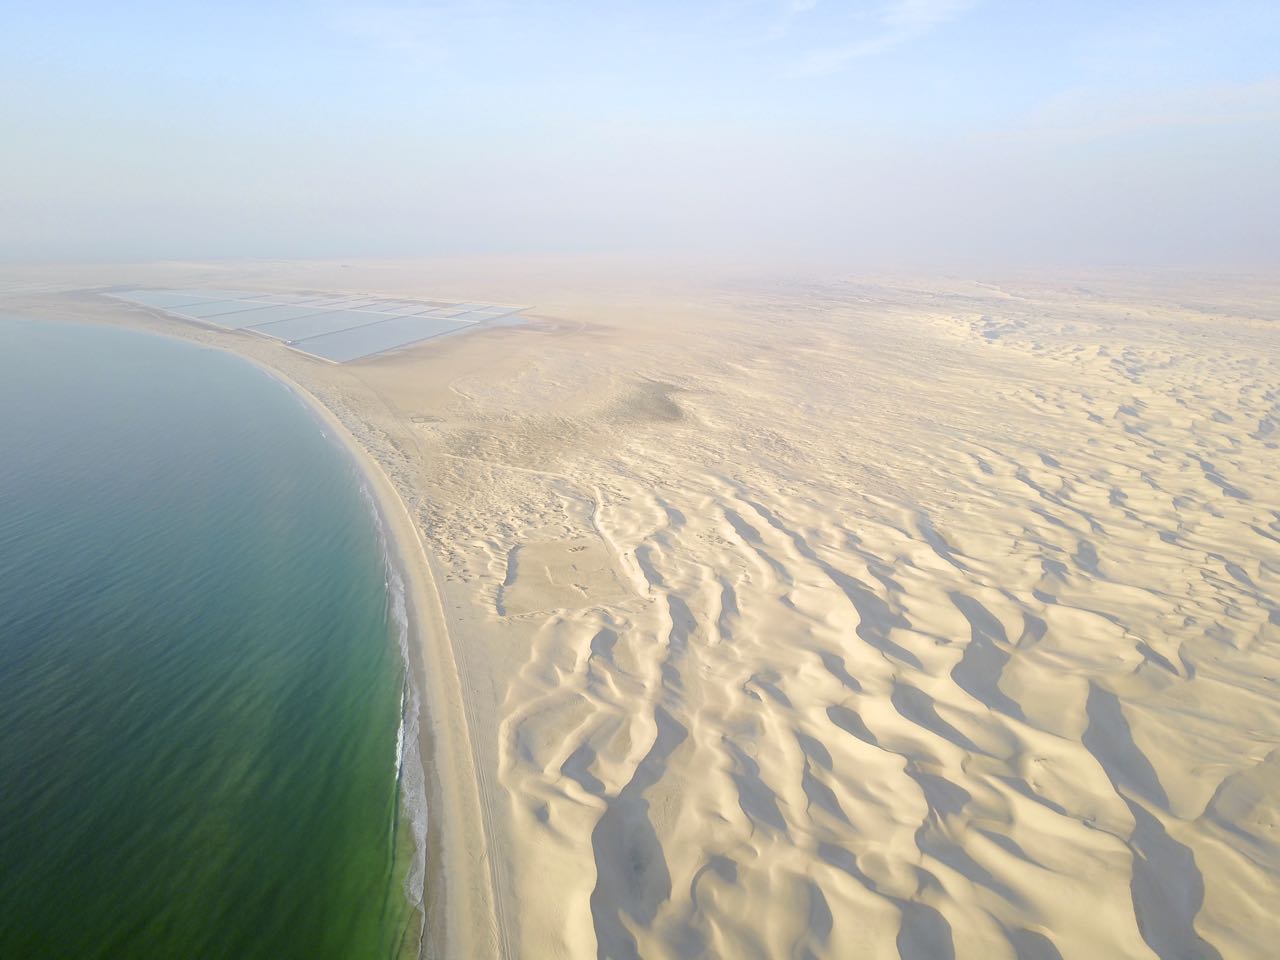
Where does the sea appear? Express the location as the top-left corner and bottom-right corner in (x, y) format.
(0, 317), (422, 958)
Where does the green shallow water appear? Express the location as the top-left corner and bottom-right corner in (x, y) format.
(0, 318), (420, 958)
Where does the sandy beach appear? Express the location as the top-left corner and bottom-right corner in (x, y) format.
(4, 259), (1278, 959)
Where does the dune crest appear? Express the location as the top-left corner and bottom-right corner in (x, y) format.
(10, 264), (1277, 958)
(387, 273), (1278, 959)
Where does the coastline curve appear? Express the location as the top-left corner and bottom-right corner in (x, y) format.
(247, 360), (503, 960)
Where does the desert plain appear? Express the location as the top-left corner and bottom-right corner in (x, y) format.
(4, 259), (1277, 960)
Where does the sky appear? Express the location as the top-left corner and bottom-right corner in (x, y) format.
(1, 0), (1277, 267)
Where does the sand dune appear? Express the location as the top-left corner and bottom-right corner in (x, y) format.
(411, 274), (1276, 959)
(6, 263), (1278, 958)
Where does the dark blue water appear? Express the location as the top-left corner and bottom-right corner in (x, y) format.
(0, 318), (419, 958)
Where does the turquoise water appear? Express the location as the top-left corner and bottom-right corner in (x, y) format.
(0, 318), (420, 958)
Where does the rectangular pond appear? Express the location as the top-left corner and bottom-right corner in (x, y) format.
(250, 310), (394, 343)
(110, 289), (525, 362)
(294, 314), (472, 362)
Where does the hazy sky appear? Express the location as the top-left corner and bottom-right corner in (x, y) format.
(2, 1), (1277, 266)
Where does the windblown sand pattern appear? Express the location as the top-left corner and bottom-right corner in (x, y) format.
(9, 266), (1277, 959)
(396, 276), (1278, 959)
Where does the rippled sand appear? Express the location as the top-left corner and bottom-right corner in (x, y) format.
(8, 262), (1278, 958)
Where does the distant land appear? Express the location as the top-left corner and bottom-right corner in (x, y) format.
(2, 257), (1278, 959)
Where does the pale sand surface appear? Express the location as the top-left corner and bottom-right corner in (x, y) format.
(4, 260), (1278, 959)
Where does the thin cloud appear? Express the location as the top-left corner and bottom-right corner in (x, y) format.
(326, 2), (513, 67)
(995, 77), (1280, 145)
(328, 4), (445, 63)
(790, 0), (976, 76)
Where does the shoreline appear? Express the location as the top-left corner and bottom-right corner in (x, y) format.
(12, 268), (1278, 959)
(3, 299), (499, 960)
(269, 368), (429, 953)
(235, 357), (501, 960)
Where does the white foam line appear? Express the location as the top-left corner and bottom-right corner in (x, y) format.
(359, 484), (429, 923)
